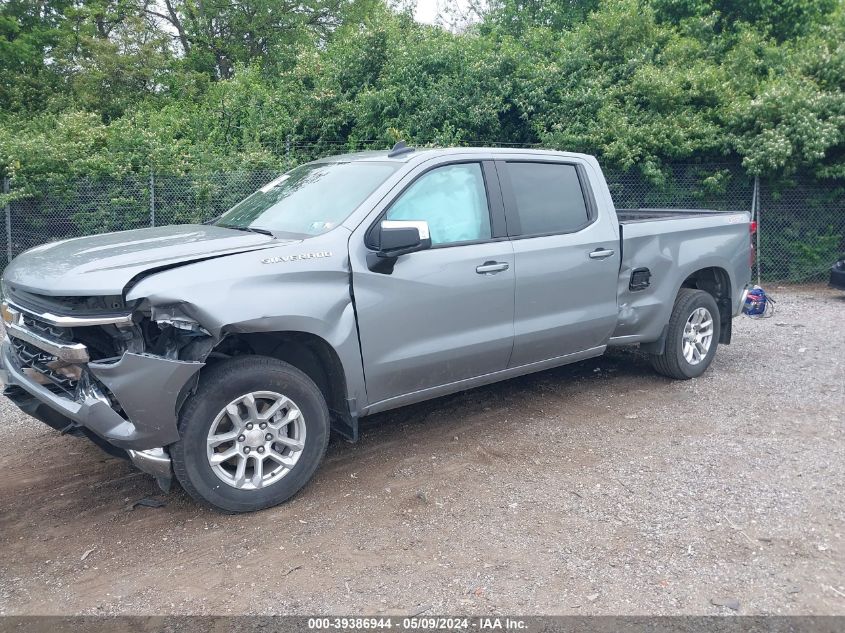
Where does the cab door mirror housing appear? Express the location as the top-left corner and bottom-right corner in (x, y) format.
(367, 220), (432, 273)
(377, 220), (432, 257)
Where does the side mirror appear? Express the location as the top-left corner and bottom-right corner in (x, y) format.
(367, 220), (432, 273)
(377, 220), (432, 257)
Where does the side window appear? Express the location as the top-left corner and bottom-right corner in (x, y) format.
(506, 162), (590, 236)
(385, 163), (492, 246)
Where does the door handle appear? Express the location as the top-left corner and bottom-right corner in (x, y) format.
(476, 261), (509, 274)
(589, 248), (615, 260)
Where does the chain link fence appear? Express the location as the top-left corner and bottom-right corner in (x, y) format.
(1, 153), (843, 282)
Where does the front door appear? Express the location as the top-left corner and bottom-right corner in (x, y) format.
(350, 160), (515, 406)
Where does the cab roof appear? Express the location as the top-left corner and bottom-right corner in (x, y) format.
(316, 146), (593, 164)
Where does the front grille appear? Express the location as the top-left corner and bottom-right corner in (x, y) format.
(3, 296), (139, 419)
(20, 313), (73, 342)
(5, 287), (128, 316)
(10, 338), (78, 392)
(11, 305), (122, 360)
(8, 309), (86, 393)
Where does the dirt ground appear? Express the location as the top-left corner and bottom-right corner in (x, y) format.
(0, 284), (842, 616)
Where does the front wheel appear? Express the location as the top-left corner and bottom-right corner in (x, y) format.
(650, 288), (720, 380)
(171, 356), (330, 513)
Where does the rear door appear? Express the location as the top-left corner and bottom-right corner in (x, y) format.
(498, 159), (620, 367)
(349, 157), (515, 406)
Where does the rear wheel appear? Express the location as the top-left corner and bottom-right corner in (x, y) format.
(171, 356), (330, 513)
(650, 288), (720, 380)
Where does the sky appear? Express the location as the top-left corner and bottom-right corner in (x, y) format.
(414, 0), (441, 24)
(414, 0), (483, 26)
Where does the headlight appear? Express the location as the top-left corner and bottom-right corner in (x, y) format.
(151, 305), (211, 335)
(155, 317), (210, 334)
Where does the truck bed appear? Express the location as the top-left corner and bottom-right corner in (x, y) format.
(612, 206), (752, 344)
(617, 208), (735, 223)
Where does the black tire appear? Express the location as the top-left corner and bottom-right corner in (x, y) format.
(171, 356), (330, 513)
(650, 288), (721, 380)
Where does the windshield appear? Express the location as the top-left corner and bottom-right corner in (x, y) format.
(215, 161), (399, 237)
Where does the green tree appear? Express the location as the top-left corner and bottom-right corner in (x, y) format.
(142, 0), (381, 79)
(0, 0), (72, 111)
(651, 0), (839, 39)
(479, 0), (601, 35)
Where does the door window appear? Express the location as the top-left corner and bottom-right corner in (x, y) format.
(505, 162), (590, 236)
(385, 163), (492, 246)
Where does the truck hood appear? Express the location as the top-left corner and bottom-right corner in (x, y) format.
(2, 224), (289, 297)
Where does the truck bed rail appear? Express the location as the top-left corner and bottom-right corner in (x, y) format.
(617, 208), (743, 223)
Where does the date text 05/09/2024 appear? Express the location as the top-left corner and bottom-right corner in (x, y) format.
(307, 617), (528, 630)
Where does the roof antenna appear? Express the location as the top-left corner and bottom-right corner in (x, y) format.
(388, 141), (415, 158)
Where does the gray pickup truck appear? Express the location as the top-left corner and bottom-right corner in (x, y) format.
(0, 147), (753, 512)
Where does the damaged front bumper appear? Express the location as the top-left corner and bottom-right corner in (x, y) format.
(0, 306), (204, 489)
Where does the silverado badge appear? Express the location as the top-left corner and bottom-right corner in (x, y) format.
(262, 251), (333, 264)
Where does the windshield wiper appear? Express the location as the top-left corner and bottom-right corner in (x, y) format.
(218, 224), (275, 237)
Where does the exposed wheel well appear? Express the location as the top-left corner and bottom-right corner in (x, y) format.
(205, 331), (356, 439)
(680, 267), (732, 344)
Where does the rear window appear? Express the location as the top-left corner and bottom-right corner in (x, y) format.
(505, 162), (590, 236)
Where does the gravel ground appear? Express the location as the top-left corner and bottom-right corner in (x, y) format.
(0, 284), (842, 616)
